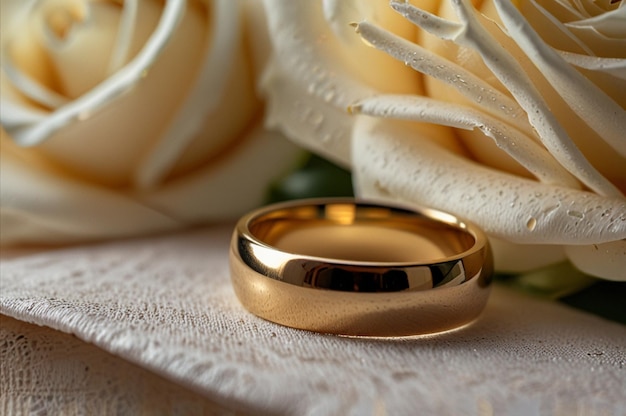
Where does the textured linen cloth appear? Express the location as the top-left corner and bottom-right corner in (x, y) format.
(1, 225), (625, 415)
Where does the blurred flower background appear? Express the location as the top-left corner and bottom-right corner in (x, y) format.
(1, 0), (625, 319)
(0, 0), (301, 244)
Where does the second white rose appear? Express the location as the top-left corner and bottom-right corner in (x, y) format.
(259, 0), (626, 280)
(0, 0), (301, 244)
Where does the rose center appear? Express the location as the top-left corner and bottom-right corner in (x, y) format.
(43, 1), (87, 41)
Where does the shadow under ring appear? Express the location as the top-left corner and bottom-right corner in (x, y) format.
(230, 198), (493, 337)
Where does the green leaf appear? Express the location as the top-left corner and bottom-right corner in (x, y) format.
(266, 153), (353, 202)
(496, 262), (596, 299)
(559, 281), (626, 325)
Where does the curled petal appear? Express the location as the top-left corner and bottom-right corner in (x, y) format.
(566, 6), (626, 38)
(390, 0), (623, 197)
(1, 49), (69, 109)
(107, 0), (139, 75)
(262, 66), (355, 167)
(135, 0), (242, 188)
(560, 51), (626, 79)
(352, 117), (626, 247)
(354, 21), (532, 136)
(494, 0), (626, 158)
(565, 7), (626, 57)
(138, 125), (302, 222)
(565, 240), (626, 280)
(322, 0), (375, 47)
(261, 0), (375, 166)
(520, 0), (594, 55)
(488, 237), (566, 273)
(351, 94), (580, 188)
(0, 138), (181, 244)
(558, 52), (626, 110)
(0, 95), (46, 132)
(2, 0), (186, 147)
(0, 0), (68, 109)
(0, 125), (302, 245)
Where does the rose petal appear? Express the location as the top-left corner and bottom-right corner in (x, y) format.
(390, 0), (623, 197)
(1, 49), (69, 109)
(0, 1), (70, 109)
(489, 237), (567, 273)
(566, 5), (626, 38)
(3, 0), (185, 147)
(322, 0), (375, 47)
(139, 125), (302, 222)
(533, 0), (586, 21)
(354, 21), (533, 136)
(107, 0), (139, 74)
(0, 72), (48, 128)
(565, 6), (626, 58)
(494, 0), (626, 158)
(560, 51), (626, 79)
(135, 0), (256, 188)
(9, 1), (210, 187)
(260, 0), (421, 166)
(565, 240), (626, 280)
(42, 0), (122, 99)
(0, 135), (180, 245)
(352, 117), (626, 246)
(0, 124), (302, 245)
(518, 0), (593, 55)
(351, 94), (580, 188)
(261, 0), (370, 166)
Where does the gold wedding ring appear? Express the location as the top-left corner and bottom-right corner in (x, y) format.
(230, 198), (492, 336)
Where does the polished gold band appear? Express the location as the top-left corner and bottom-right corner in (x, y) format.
(230, 198), (492, 336)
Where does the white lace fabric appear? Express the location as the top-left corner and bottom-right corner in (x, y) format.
(0, 315), (231, 415)
(1, 225), (625, 415)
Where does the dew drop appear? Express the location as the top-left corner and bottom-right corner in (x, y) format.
(567, 210), (584, 219)
(323, 87), (336, 103)
(542, 204), (560, 216)
(308, 111), (324, 127)
(526, 217), (537, 231)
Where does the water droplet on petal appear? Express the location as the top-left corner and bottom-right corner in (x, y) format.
(526, 217), (537, 231)
(567, 210), (584, 219)
(323, 87), (336, 103)
(308, 111), (324, 127)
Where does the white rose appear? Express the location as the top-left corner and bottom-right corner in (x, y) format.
(259, 0), (626, 280)
(0, 0), (301, 244)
